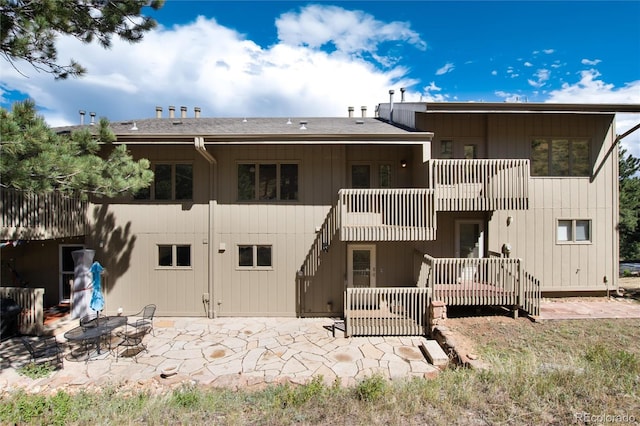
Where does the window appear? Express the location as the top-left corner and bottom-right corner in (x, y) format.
(557, 219), (591, 244)
(238, 163), (298, 201)
(136, 163), (193, 200)
(464, 144), (477, 159)
(351, 164), (370, 188)
(158, 244), (191, 267)
(531, 139), (590, 176)
(440, 140), (453, 159)
(238, 245), (272, 268)
(379, 164), (392, 188)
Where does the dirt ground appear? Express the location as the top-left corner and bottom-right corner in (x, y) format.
(442, 276), (640, 366)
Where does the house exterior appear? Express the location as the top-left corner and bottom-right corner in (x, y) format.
(2, 100), (638, 331)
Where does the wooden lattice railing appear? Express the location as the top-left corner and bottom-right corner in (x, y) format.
(339, 188), (436, 241)
(344, 287), (430, 336)
(423, 255), (540, 316)
(1, 188), (87, 239)
(429, 159), (530, 211)
(0, 287), (45, 335)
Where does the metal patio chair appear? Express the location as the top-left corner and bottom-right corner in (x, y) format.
(21, 336), (63, 368)
(128, 304), (156, 336)
(116, 319), (151, 362)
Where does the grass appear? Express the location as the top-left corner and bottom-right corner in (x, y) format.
(1, 318), (639, 425)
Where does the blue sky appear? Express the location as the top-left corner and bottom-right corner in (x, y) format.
(1, 1), (639, 154)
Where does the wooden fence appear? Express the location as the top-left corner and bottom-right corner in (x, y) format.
(0, 287), (45, 335)
(344, 287), (430, 336)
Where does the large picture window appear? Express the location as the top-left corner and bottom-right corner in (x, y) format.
(238, 245), (273, 269)
(531, 139), (590, 176)
(136, 163), (193, 200)
(238, 163), (298, 201)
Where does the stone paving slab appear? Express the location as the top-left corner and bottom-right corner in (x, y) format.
(0, 317), (438, 395)
(539, 298), (640, 320)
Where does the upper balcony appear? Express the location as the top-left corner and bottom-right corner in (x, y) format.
(429, 159), (529, 211)
(0, 189), (88, 240)
(337, 159), (530, 242)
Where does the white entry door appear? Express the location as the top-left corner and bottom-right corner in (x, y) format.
(455, 220), (484, 258)
(347, 244), (376, 288)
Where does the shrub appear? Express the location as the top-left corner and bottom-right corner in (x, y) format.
(354, 374), (387, 402)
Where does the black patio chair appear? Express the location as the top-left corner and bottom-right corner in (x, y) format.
(128, 304), (156, 336)
(21, 336), (63, 368)
(116, 319), (151, 362)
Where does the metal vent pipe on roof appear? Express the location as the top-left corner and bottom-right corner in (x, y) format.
(400, 87), (406, 102)
(90, 112), (96, 125)
(389, 89), (395, 122)
(361, 106), (367, 118)
(169, 106), (175, 118)
(194, 107), (201, 118)
(79, 110), (85, 125)
(180, 106), (187, 118)
(348, 106), (354, 118)
(156, 106), (162, 119)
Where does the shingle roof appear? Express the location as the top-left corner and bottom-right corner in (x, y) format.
(57, 116), (424, 137)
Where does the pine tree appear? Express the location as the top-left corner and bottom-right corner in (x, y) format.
(1, 0), (164, 79)
(0, 99), (153, 198)
(619, 148), (640, 260)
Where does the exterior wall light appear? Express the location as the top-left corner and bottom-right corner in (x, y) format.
(400, 159), (407, 168)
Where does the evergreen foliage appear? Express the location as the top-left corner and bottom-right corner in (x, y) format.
(619, 148), (640, 260)
(0, 99), (153, 199)
(0, 0), (164, 79)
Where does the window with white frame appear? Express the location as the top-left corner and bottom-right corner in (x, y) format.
(158, 244), (192, 267)
(237, 163), (298, 201)
(557, 219), (591, 243)
(135, 163), (193, 200)
(238, 245), (272, 268)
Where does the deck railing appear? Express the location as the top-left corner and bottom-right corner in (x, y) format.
(423, 255), (540, 316)
(0, 287), (45, 335)
(429, 159), (529, 211)
(339, 188), (436, 241)
(0, 188), (88, 239)
(344, 287), (430, 336)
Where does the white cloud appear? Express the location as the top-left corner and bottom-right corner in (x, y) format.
(491, 70), (498, 76)
(524, 62), (533, 67)
(0, 7), (426, 124)
(275, 4), (426, 64)
(435, 63), (455, 76)
(543, 49), (554, 54)
(581, 58), (601, 66)
(528, 69), (550, 88)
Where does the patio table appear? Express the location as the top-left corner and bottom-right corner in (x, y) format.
(64, 315), (127, 358)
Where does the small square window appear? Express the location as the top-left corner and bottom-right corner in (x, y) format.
(557, 220), (572, 242)
(575, 220), (591, 242)
(257, 246), (272, 267)
(176, 245), (191, 266)
(158, 245), (172, 266)
(440, 140), (453, 159)
(238, 246), (253, 267)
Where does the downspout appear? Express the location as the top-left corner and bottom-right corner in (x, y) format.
(194, 136), (218, 318)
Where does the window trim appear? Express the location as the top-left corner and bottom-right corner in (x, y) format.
(556, 219), (592, 245)
(236, 244), (274, 270)
(156, 244), (193, 269)
(236, 161), (300, 202)
(135, 162), (194, 201)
